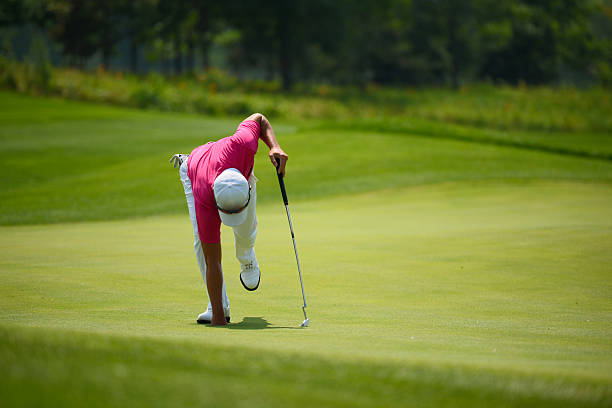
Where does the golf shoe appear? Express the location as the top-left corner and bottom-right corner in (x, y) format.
(240, 258), (260, 291)
(197, 305), (230, 324)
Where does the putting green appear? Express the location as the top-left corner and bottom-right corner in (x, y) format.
(1, 180), (610, 406)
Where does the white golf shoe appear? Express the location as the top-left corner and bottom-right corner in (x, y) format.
(196, 305), (230, 324)
(240, 258), (260, 291)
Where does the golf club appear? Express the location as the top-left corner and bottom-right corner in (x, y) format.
(276, 159), (309, 328)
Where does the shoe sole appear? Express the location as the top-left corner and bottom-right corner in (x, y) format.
(197, 316), (231, 325)
(240, 272), (260, 291)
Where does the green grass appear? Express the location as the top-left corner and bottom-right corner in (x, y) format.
(317, 117), (612, 160)
(1, 91), (612, 225)
(0, 90), (611, 406)
(1, 182), (611, 407)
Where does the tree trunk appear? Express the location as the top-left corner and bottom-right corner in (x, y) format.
(186, 36), (195, 75)
(102, 48), (111, 71)
(447, 3), (458, 89)
(174, 37), (182, 75)
(197, 1), (210, 71)
(201, 43), (210, 70)
(101, 5), (111, 71)
(279, 42), (291, 91)
(129, 39), (138, 74)
(278, 5), (292, 91)
(162, 57), (169, 76)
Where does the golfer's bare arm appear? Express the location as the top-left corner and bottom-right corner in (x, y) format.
(202, 242), (226, 326)
(245, 113), (288, 175)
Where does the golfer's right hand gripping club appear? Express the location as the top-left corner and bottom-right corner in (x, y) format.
(275, 158), (309, 328)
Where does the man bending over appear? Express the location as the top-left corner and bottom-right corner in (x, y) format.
(170, 113), (288, 326)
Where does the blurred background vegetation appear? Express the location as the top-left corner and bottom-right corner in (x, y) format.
(1, 0), (611, 93)
(1, 0), (611, 132)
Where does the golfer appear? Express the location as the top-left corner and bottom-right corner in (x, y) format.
(170, 113), (288, 326)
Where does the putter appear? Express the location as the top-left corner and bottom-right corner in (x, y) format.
(276, 159), (309, 328)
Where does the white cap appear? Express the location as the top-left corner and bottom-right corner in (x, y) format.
(213, 168), (250, 226)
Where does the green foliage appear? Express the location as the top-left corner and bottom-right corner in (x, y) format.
(475, 0), (605, 84)
(1, 62), (611, 133)
(4, 0), (611, 86)
(42, 0), (121, 66)
(24, 31), (51, 90)
(0, 28), (52, 93)
(0, 57), (51, 93)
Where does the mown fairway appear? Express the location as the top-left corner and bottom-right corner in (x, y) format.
(0, 91), (611, 407)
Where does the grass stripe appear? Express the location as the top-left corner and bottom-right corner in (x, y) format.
(1, 324), (609, 408)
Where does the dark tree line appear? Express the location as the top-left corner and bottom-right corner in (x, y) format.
(1, 0), (611, 89)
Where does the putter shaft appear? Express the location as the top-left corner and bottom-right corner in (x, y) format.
(284, 204), (308, 318)
(276, 160), (309, 326)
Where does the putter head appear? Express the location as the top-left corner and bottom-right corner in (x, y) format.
(301, 318), (310, 327)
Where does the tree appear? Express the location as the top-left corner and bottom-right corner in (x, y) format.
(476, 0), (601, 84)
(117, 0), (158, 73)
(0, 0), (52, 27)
(225, 0), (345, 90)
(45, 0), (121, 68)
(408, 0), (477, 87)
(193, 0), (224, 71)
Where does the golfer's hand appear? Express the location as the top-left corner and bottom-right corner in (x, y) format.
(269, 147), (288, 175)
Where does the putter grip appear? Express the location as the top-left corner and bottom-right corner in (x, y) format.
(276, 159), (289, 205)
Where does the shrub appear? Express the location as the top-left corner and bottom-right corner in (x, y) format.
(130, 86), (160, 109)
(0, 59), (610, 133)
(0, 57), (52, 94)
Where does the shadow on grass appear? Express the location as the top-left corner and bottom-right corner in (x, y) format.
(227, 316), (301, 330)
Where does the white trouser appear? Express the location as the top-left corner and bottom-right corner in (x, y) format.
(179, 160), (258, 310)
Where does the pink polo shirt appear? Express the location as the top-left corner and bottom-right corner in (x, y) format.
(187, 120), (261, 243)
